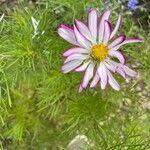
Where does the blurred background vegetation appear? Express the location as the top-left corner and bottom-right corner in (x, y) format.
(0, 0), (150, 149)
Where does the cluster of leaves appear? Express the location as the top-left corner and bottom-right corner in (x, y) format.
(0, 0), (149, 149)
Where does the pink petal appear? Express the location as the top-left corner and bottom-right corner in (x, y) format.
(121, 38), (143, 45)
(107, 69), (120, 91)
(109, 38), (143, 51)
(82, 63), (94, 88)
(104, 59), (117, 72)
(108, 34), (126, 49)
(105, 59), (119, 68)
(103, 20), (112, 44)
(104, 61), (126, 78)
(116, 67), (126, 78)
(64, 54), (89, 63)
(63, 47), (88, 57)
(75, 20), (93, 42)
(98, 10), (111, 42)
(62, 60), (83, 73)
(88, 9), (98, 43)
(122, 65), (137, 77)
(58, 25), (79, 45)
(108, 51), (125, 64)
(75, 61), (90, 72)
(110, 15), (122, 40)
(79, 84), (84, 93)
(98, 63), (108, 89)
(90, 71), (100, 88)
(74, 25), (91, 49)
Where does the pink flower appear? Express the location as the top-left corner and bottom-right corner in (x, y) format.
(58, 9), (143, 92)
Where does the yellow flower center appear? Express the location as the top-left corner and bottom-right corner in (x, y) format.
(91, 44), (108, 61)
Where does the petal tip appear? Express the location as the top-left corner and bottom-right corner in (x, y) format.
(104, 9), (111, 15)
(115, 88), (120, 91)
(90, 83), (95, 89)
(79, 85), (84, 93)
(88, 8), (97, 14)
(138, 39), (144, 42)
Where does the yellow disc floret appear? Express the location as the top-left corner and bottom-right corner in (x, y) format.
(91, 44), (108, 61)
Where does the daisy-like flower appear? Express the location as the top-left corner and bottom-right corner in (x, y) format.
(58, 9), (143, 92)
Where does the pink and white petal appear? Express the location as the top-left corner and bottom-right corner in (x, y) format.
(90, 71), (100, 88)
(74, 25), (92, 49)
(82, 63), (94, 88)
(103, 21), (112, 44)
(79, 84), (84, 93)
(121, 38), (143, 45)
(88, 9), (98, 43)
(122, 65), (137, 77)
(64, 54), (89, 63)
(106, 58), (119, 66)
(106, 59), (126, 76)
(98, 62), (108, 89)
(110, 15), (122, 40)
(98, 10), (111, 42)
(75, 20), (93, 42)
(108, 51), (125, 64)
(108, 34), (126, 49)
(107, 70), (120, 91)
(109, 38), (143, 51)
(58, 25), (79, 45)
(116, 67), (126, 78)
(62, 60), (83, 73)
(104, 59), (117, 72)
(75, 61), (90, 72)
(63, 47), (89, 57)
(109, 44), (122, 51)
